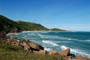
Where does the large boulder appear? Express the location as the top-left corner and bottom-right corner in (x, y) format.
(59, 48), (70, 56)
(77, 56), (90, 60)
(26, 41), (44, 51)
(20, 41), (44, 51)
(20, 42), (30, 51)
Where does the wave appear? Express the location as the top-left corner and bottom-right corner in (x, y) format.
(60, 45), (90, 57)
(38, 34), (59, 46)
(39, 35), (61, 39)
(59, 37), (90, 43)
(42, 40), (59, 46)
(37, 33), (79, 41)
(81, 40), (90, 42)
(74, 39), (90, 43)
(38, 33), (44, 39)
(38, 34), (78, 41)
(44, 48), (53, 51)
(40, 32), (49, 33)
(59, 36), (78, 40)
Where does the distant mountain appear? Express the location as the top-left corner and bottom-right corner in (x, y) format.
(0, 15), (66, 33)
(50, 28), (66, 31)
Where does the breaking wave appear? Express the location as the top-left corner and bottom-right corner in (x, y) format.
(59, 36), (78, 40)
(38, 33), (44, 38)
(81, 40), (90, 42)
(42, 40), (59, 46)
(44, 48), (53, 51)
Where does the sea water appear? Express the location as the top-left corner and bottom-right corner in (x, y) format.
(15, 32), (90, 57)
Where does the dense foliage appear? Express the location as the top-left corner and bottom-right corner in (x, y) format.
(16, 21), (48, 31)
(0, 15), (22, 33)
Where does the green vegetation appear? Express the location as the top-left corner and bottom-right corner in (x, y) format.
(0, 15), (23, 33)
(50, 28), (66, 31)
(0, 15), (66, 33)
(16, 21), (48, 31)
(0, 42), (64, 60)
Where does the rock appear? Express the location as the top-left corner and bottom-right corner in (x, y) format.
(20, 40), (44, 51)
(69, 54), (76, 58)
(64, 56), (72, 60)
(20, 42), (30, 51)
(59, 48), (70, 56)
(77, 56), (90, 60)
(27, 41), (44, 51)
(39, 50), (48, 54)
(33, 51), (40, 54)
(48, 51), (60, 55)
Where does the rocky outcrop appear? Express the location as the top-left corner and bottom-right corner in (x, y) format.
(20, 41), (44, 51)
(27, 41), (44, 51)
(77, 56), (90, 60)
(20, 42), (30, 51)
(59, 48), (70, 56)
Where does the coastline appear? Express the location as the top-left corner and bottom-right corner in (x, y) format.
(1, 32), (90, 60)
(22, 31), (71, 32)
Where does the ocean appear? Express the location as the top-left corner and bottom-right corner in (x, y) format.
(14, 32), (90, 57)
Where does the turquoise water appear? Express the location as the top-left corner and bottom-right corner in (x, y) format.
(15, 32), (90, 57)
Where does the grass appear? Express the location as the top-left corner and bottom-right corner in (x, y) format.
(0, 42), (64, 60)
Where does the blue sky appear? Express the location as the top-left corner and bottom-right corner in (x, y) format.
(0, 0), (90, 31)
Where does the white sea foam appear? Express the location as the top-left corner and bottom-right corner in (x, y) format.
(84, 40), (90, 42)
(44, 48), (53, 51)
(38, 33), (59, 46)
(59, 36), (78, 40)
(60, 45), (90, 57)
(40, 35), (61, 39)
(38, 33), (44, 38)
(60, 45), (69, 50)
(76, 40), (90, 42)
(42, 40), (59, 46)
(38, 34), (78, 41)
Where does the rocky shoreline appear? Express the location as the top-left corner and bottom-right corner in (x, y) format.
(0, 36), (90, 60)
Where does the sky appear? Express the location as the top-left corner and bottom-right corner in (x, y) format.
(0, 0), (90, 31)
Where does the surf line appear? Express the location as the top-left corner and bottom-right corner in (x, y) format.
(37, 33), (44, 40)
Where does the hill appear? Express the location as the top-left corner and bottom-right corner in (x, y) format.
(50, 28), (66, 32)
(0, 15), (66, 33)
(0, 15), (22, 33)
(16, 21), (48, 31)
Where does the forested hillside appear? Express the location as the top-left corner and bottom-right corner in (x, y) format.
(0, 15), (65, 33)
